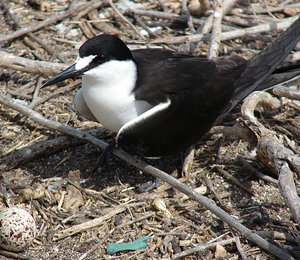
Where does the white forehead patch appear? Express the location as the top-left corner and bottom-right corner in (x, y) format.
(75, 55), (96, 70)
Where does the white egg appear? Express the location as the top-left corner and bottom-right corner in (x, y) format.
(0, 207), (37, 252)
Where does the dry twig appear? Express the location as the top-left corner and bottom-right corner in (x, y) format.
(208, 0), (223, 59)
(273, 85), (300, 100)
(0, 51), (68, 76)
(150, 16), (297, 44)
(173, 238), (235, 259)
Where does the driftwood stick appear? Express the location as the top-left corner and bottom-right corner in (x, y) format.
(0, 51), (68, 75)
(273, 85), (300, 101)
(257, 136), (300, 176)
(0, 91), (295, 260)
(150, 16), (297, 45)
(207, 0), (223, 58)
(223, 15), (259, 27)
(209, 122), (256, 145)
(240, 92), (300, 224)
(181, 145), (195, 176)
(278, 162), (300, 224)
(240, 91), (280, 130)
(126, 8), (206, 28)
(210, 16), (298, 41)
(6, 89), (65, 103)
(197, 0), (235, 57)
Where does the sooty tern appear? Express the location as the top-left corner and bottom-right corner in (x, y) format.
(43, 16), (300, 158)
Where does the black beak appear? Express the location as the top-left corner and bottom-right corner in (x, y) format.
(41, 63), (84, 88)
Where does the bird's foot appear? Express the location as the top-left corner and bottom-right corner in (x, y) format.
(138, 178), (160, 193)
(93, 140), (116, 173)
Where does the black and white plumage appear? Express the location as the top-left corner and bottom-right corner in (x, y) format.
(43, 16), (300, 157)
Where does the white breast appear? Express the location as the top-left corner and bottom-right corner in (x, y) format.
(81, 59), (152, 132)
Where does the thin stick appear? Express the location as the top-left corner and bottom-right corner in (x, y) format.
(234, 235), (248, 260)
(133, 14), (158, 38)
(53, 205), (127, 241)
(238, 156), (278, 185)
(182, 0), (196, 33)
(63, 1), (104, 35)
(108, 0), (146, 40)
(79, 230), (113, 260)
(173, 238), (235, 259)
(0, 91), (295, 260)
(208, 0), (223, 58)
(66, 178), (115, 206)
(216, 166), (254, 196)
(278, 162), (300, 224)
(29, 80), (80, 109)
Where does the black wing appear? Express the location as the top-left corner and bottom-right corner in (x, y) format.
(118, 16), (300, 157)
(117, 52), (244, 156)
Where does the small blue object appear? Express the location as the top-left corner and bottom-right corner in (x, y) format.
(107, 237), (152, 255)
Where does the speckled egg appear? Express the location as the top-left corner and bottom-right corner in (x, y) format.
(0, 207), (36, 252)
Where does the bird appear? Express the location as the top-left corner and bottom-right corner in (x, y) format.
(42, 16), (300, 159)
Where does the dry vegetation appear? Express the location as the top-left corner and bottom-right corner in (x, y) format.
(0, 0), (300, 259)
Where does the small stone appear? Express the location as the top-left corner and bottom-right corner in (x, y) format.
(215, 244), (227, 259)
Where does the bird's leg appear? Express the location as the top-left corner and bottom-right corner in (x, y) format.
(137, 156), (171, 192)
(93, 140), (116, 173)
(181, 145), (195, 176)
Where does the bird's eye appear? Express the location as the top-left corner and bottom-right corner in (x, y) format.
(98, 54), (107, 61)
(92, 54), (107, 66)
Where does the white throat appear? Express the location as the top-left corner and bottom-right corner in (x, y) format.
(81, 59), (152, 132)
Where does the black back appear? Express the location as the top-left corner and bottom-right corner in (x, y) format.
(117, 17), (300, 157)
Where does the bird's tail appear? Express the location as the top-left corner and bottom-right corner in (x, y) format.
(218, 16), (300, 120)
